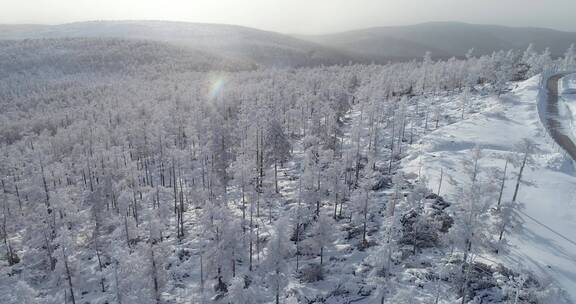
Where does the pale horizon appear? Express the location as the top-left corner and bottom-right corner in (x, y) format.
(2, 0), (576, 35)
(4, 19), (576, 36)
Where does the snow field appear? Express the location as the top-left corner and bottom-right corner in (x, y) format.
(403, 76), (576, 303)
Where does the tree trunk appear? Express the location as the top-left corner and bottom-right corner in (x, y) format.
(460, 258), (473, 304)
(274, 160), (279, 193)
(497, 159), (508, 208)
(362, 192), (369, 245)
(63, 249), (76, 304)
(178, 177), (185, 239)
(260, 129), (264, 189)
(512, 152), (528, 203)
(87, 157), (94, 192)
(276, 279), (280, 304)
(40, 157), (50, 210)
(437, 168), (444, 196)
(409, 117), (414, 145)
(150, 247), (160, 304)
(249, 201), (253, 271)
(131, 184), (139, 226)
(424, 107), (429, 130)
(124, 216), (130, 249)
(115, 262), (122, 304)
(333, 192), (338, 219)
(496, 222), (507, 255)
(14, 176), (22, 215)
(256, 224), (260, 263)
(388, 112), (396, 174)
(232, 251), (236, 277)
(172, 159), (178, 215)
(94, 221), (106, 292)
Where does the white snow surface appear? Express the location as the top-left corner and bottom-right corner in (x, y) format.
(559, 73), (576, 139)
(403, 76), (576, 303)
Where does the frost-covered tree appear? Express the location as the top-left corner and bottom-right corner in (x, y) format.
(309, 213), (335, 265)
(227, 276), (262, 304)
(263, 217), (294, 304)
(0, 37), (560, 303)
(449, 147), (497, 303)
(351, 187), (371, 247)
(563, 44), (576, 70)
(264, 120), (291, 193)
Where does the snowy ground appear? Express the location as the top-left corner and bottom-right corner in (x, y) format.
(560, 73), (576, 139)
(403, 76), (576, 303)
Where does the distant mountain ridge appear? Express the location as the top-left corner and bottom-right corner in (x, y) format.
(2, 21), (576, 66)
(300, 22), (576, 61)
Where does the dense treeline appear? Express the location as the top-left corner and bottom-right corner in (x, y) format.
(0, 39), (573, 303)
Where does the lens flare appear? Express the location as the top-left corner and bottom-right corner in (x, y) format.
(208, 75), (226, 100)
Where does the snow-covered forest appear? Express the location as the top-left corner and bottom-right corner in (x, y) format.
(1, 36), (575, 304)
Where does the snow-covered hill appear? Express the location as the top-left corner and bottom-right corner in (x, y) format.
(403, 76), (576, 303)
(0, 21), (352, 67)
(1, 33), (573, 303)
(0, 38), (254, 76)
(5, 21), (576, 66)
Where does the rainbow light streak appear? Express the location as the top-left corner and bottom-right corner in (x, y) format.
(208, 76), (226, 100)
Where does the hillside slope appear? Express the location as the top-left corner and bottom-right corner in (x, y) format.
(403, 76), (576, 303)
(0, 38), (255, 77)
(0, 20), (352, 67)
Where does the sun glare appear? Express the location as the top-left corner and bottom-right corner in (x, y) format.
(208, 75), (227, 100)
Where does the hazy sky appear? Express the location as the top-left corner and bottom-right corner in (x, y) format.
(2, 0), (576, 34)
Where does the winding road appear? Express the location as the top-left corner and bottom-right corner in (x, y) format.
(544, 74), (576, 161)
